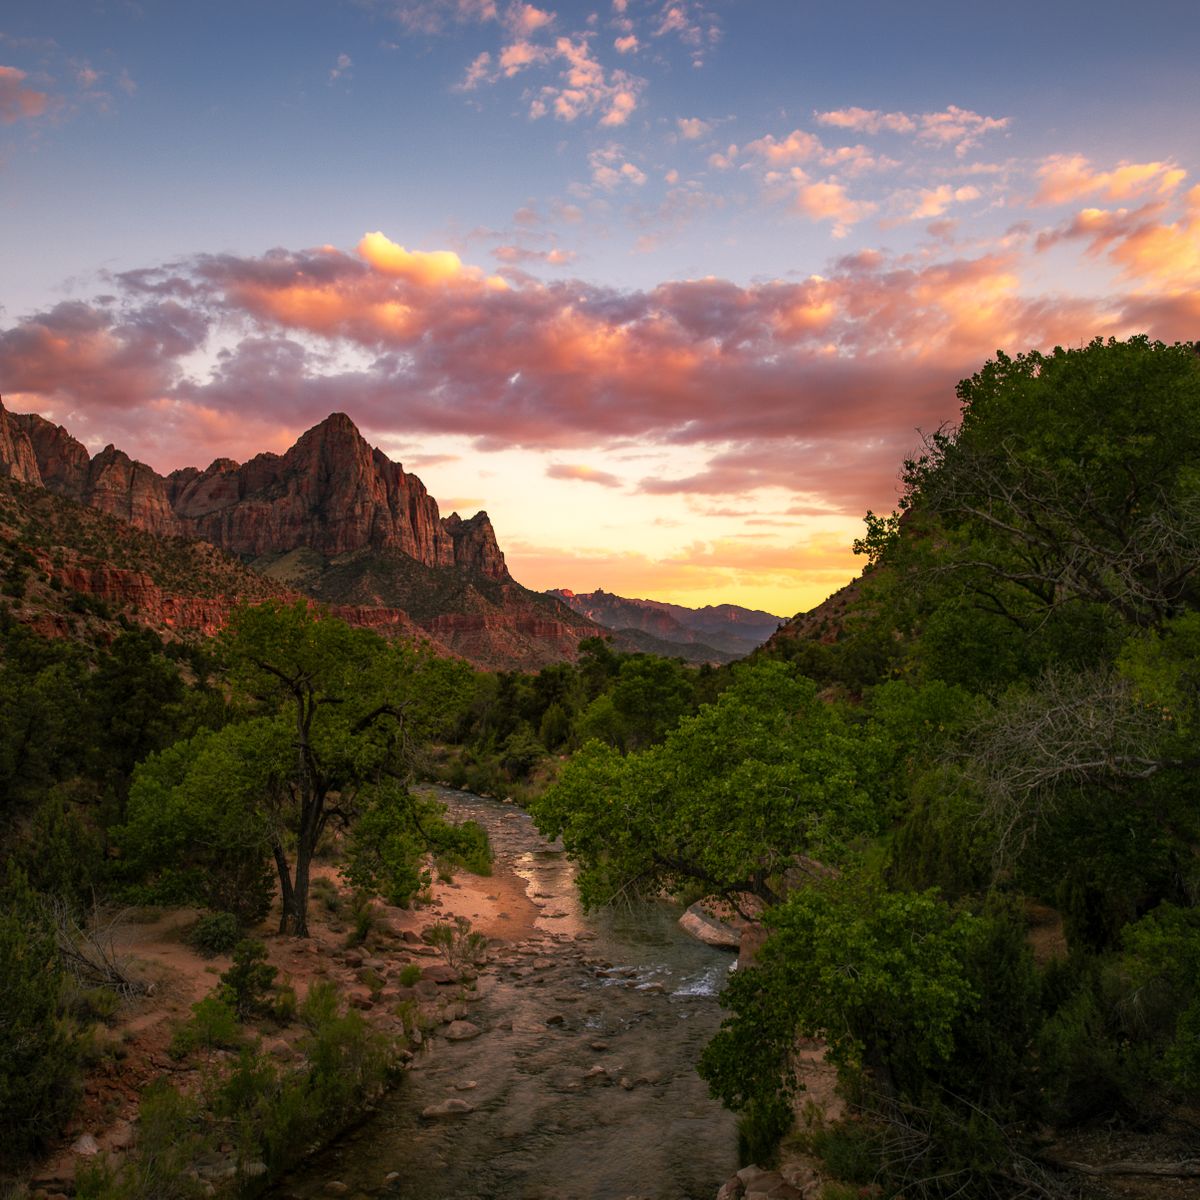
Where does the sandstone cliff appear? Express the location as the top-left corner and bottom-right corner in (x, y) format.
(0, 400), (510, 577)
(0, 399), (603, 669)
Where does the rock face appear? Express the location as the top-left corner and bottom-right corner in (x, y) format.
(0, 399), (611, 669)
(0, 399), (44, 485)
(0, 402), (510, 577)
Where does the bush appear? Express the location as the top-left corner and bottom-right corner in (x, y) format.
(397, 963), (422, 987)
(426, 916), (487, 970)
(344, 895), (378, 948)
(168, 995), (242, 1060)
(218, 939), (277, 1019)
(186, 911), (240, 957)
(75, 1081), (209, 1200)
(299, 979), (341, 1032)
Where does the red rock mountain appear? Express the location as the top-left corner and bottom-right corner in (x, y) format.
(0, 398), (597, 669)
(2, 404), (508, 573)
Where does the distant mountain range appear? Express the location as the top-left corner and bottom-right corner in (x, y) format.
(548, 587), (784, 663)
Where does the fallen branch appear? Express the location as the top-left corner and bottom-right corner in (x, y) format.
(1042, 1155), (1200, 1178)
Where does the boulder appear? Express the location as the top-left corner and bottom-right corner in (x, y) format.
(679, 903), (741, 949)
(443, 1020), (481, 1041)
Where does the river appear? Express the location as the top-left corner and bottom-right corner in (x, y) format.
(274, 787), (740, 1200)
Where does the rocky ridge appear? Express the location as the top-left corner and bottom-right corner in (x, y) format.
(0, 399), (602, 668)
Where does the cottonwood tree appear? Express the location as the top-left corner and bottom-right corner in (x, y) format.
(126, 601), (475, 936)
(531, 660), (890, 911)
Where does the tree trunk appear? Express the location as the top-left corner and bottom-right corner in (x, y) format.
(273, 841), (303, 937)
(290, 837), (312, 939)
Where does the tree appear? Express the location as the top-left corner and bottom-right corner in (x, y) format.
(868, 337), (1200, 631)
(125, 601), (475, 936)
(531, 660), (888, 909)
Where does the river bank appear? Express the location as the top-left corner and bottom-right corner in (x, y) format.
(26, 788), (738, 1200)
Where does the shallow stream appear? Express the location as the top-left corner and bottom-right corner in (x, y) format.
(275, 787), (739, 1200)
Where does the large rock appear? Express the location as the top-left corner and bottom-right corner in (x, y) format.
(679, 903), (741, 949)
(443, 1020), (481, 1041)
(0, 398), (44, 485)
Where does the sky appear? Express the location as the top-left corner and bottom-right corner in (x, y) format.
(1, 1), (1197, 617)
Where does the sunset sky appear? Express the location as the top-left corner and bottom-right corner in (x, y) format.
(1, 1), (1197, 616)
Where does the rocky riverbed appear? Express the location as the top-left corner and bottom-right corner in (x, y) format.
(272, 787), (740, 1200)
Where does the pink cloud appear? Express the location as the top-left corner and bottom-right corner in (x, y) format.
(793, 178), (876, 236)
(814, 104), (1009, 156)
(0, 65), (49, 123)
(1, 229), (1185, 517)
(745, 128), (823, 166)
(1035, 187), (1200, 291)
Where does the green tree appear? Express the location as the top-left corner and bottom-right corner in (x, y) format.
(0, 866), (86, 1164)
(871, 337), (1200, 631)
(532, 661), (888, 908)
(123, 601), (474, 935)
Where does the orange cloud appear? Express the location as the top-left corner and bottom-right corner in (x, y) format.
(1035, 187), (1200, 291)
(746, 128), (823, 165)
(546, 463), (623, 487)
(358, 232), (476, 285)
(1033, 154), (1187, 206)
(794, 178), (876, 236)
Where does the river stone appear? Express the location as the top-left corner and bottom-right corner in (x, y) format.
(421, 964), (458, 984)
(679, 903), (741, 949)
(421, 1098), (474, 1118)
(444, 1020), (481, 1041)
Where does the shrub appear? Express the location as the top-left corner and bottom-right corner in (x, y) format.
(397, 963), (422, 987)
(344, 895), (378, 948)
(426, 916), (487, 970)
(187, 911), (240, 957)
(218, 939), (277, 1019)
(75, 1081), (209, 1200)
(168, 995), (242, 1060)
(298, 979), (341, 1032)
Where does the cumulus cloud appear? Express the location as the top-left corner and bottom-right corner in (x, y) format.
(1035, 186), (1200, 291)
(589, 145), (647, 190)
(676, 116), (710, 140)
(902, 184), (980, 221)
(1, 227), (1185, 515)
(793, 177), (877, 236)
